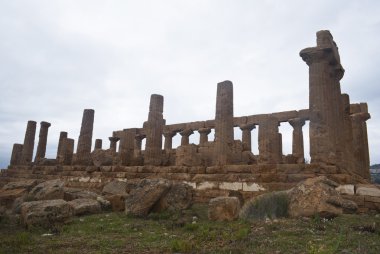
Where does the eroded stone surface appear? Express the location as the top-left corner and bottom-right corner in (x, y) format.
(20, 199), (73, 228)
(208, 196), (240, 221)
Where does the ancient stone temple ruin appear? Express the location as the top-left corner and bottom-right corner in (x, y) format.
(0, 30), (372, 202)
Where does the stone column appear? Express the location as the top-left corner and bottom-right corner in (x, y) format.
(213, 81), (234, 165)
(10, 144), (23, 166)
(289, 118), (305, 163)
(239, 124), (255, 151)
(56, 132), (68, 160)
(34, 121), (51, 162)
(258, 116), (281, 164)
(340, 94), (355, 173)
(300, 30), (345, 167)
(119, 129), (137, 165)
(278, 133), (283, 158)
(144, 94), (165, 166)
(198, 128), (211, 145)
(58, 138), (74, 165)
(134, 134), (145, 157)
(76, 109), (94, 164)
(109, 137), (120, 152)
(360, 103), (371, 177)
(180, 129), (193, 146)
(163, 131), (176, 150)
(351, 112), (371, 179)
(94, 139), (102, 150)
(20, 120), (37, 165)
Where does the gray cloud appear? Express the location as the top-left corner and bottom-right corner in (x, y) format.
(1, 0), (379, 168)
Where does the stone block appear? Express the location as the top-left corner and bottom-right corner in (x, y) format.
(197, 181), (218, 190)
(219, 182), (242, 191)
(242, 182), (266, 192)
(208, 197), (240, 221)
(336, 185), (355, 195)
(356, 184), (380, 197)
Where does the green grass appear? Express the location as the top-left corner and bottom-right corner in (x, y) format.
(1, 205), (380, 253)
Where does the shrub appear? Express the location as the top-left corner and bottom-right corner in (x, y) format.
(239, 191), (289, 220)
(170, 239), (193, 252)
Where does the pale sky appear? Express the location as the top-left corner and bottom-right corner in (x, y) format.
(1, 0), (379, 168)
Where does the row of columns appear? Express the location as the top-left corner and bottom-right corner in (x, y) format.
(112, 118), (307, 166)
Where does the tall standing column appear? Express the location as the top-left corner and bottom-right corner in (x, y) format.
(94, 139), (102, 150)
(289, 118), (305, 163)
(213, 81), (234, 165)
(351, 112), (371, 179)
(10, 144), (23, 166)
(34, 121), (51, 162)
(163, 131), (176, 150)
(144, 94), (165, 166)
(300, 30), (345, 166)
(20, 120), (37, 165)
(180, 129), (193, 146)
(341, 94), (355, 173)
(56, 131), (68, 160)
(198, 128), (211, 145)
(109, 137), (120, 152)
(239, 124), (255, 152)
(258, 116), (281, 164)
(76, 109), (95, 164)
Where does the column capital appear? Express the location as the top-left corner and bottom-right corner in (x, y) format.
(288, 118), (306, 128)
(40, 121), (51, 128)
(180, 129), (194, 137)
(109, 136), (120, 142)
(350, 112), (370, 122)
(163, 130), (177, 138)
(239, 123), (255, 131)
(198, 128), (211, 135)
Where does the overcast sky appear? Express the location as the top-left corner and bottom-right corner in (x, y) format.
(0, 0), (379, 168)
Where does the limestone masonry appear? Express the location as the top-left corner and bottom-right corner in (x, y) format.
(0, 30), (372, 202)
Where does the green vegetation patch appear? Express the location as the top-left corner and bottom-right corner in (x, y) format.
(1, 205), (380, 253)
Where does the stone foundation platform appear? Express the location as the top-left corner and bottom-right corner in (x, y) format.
(0, 164), (367, 203)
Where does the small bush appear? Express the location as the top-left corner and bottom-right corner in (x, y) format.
(170, 239), (193, 252)
(239, 191), (289, 220)
(184, 222), (199, 231)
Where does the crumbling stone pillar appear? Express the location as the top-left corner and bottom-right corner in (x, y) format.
(180, 129), (193, 146)
(94, 139), (102, 150)
(351, 112), (371, 179)
(198, 128), (211, 145)
(163, 131), (176, 150)
(10, 144), (23, 165)
(289, 118), (305, 163)
(239, 124), (255, 152)
(20, 120), (37, 165)
(58, 138), (74, 165)
(144, 94), (165, 166)
(109, 137), (120, 152)
(76, 109), (94, 164)
(300, 30), (345, 167)
(213, 81), (234, 165)
(258, 116), (281, 164)
(56, 132), (68, 160)
(119, 129), (137, 165)
(34, 121), (51, 162)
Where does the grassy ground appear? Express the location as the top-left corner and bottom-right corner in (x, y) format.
(1, 205), (380, 254)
